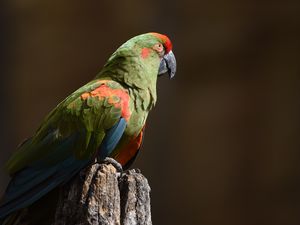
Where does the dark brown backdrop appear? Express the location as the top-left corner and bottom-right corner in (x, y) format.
(1, 1), (300, 225)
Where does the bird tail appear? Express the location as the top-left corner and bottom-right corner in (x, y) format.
(0, 209), (27, 225)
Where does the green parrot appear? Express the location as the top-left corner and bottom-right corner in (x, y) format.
(0, 32), (176, 223)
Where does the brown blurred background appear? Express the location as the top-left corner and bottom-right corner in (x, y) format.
(1, 1), (300, 225)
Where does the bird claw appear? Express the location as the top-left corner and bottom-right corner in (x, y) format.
(102, 157), (123, 172)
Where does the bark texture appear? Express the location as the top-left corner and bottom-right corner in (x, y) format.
(52, 163), (152, 225)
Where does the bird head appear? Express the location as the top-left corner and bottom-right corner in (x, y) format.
(97, 32), (176, 85)
(132, 32), (176, 79)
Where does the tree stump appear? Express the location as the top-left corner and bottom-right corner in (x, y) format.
(53, 163), (152, 225)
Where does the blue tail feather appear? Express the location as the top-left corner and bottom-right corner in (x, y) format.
(0, 157), (88, 219)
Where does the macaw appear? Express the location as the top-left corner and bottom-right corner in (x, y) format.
(0, 32), (176, 223)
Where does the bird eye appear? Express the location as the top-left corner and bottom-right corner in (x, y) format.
(153, 43), (164, 54)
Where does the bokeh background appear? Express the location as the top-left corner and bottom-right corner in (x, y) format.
(1, 1), (300, 225)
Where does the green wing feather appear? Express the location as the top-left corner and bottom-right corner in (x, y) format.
(6, 79), (125, 175)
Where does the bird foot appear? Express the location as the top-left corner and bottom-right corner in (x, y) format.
(102, 157), (123, 172)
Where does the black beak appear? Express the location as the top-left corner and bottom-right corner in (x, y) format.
(158, 51), (176, 79)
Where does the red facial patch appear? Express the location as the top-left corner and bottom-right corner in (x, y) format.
(150, 32), (173, 53)
(81, 82), (131, 121)
(141, 47), (150, 59)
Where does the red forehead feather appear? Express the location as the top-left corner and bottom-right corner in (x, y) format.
(150, 32), (173, 53)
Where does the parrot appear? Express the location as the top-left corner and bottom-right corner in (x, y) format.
(0, 32), (176, 224)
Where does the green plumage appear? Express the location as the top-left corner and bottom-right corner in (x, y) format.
(1, 32), (176, 224)
(5, 33), (163, 175)
(6, 80), (115, 174)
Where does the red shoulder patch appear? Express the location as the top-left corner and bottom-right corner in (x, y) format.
(81, 82), (131, 121)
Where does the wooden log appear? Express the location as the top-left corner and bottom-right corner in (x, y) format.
(52, 163), (152, 225)
(119, 169), (152, 225)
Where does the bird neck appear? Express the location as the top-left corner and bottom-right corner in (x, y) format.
(95, 49), (158, 110)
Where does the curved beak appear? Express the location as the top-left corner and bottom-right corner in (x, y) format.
(158, 51), (176, 79)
